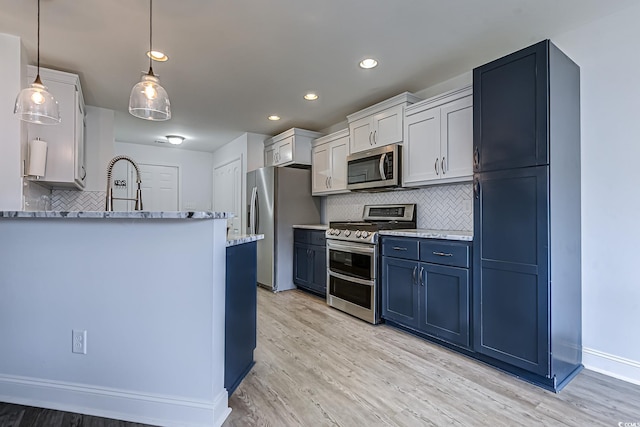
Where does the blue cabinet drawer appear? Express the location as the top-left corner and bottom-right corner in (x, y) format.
(420, 240), (470, 268)
(382, 238), (419, 260)
(310, 230), (326, 246)
(294, 229), (310, 244)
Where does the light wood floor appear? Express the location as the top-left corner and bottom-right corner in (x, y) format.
(224, 288), (640, 426)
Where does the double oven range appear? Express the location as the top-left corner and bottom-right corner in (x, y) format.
(325, 204), (416, 324)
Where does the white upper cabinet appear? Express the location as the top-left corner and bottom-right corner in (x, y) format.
(26, 66), (86, 189)
(403, 86), (473, 187)
(264, 128), (324, 167)
(311, 129), (349, 195)
(347, 92), (422, 154)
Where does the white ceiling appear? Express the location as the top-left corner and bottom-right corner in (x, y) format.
(0, 0), (636, 152)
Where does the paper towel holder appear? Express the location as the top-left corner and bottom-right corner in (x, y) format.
(24, 137), (48, 179)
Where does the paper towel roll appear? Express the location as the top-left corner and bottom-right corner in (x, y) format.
(28, 138), (48, 177)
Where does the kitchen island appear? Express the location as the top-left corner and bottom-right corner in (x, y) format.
(0, 211), (232, 427)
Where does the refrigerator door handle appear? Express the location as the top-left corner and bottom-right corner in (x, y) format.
(254, 190), (260, 234)
(250, 186), (258, 234)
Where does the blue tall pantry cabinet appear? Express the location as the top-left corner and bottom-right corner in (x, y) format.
(473, 40), (582, 391)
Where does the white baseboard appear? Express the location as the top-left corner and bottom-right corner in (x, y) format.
(0, 374), (230, 427)
(583, 347), (640, 386)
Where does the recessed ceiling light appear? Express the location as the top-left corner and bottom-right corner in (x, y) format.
(166, 135), (185, 145)
(147, 50), (169, 62)
(304, 93), (319, 101)
(359, 58), (378, 69)
(268, 115), (281, 121)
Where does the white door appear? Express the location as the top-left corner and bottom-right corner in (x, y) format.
(131, 164), (179, 211)
(213, 158), (242, 233)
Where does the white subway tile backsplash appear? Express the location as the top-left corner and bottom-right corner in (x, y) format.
(325, 183), (473, 231)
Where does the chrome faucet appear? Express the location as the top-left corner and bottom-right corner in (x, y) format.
(105, 155), (143, 211)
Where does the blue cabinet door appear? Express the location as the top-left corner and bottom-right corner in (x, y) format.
(420, 263), (470, 348)
(293, 243), (310, 287)
(473, 166), (550, 376)
(311, 245), (327, 295)
(381, 256), (419, 329)
(473, 40), (549, 172)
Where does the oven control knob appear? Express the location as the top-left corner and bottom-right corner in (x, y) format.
(335, 229), (341, 235)
(355, 230), (362, 238)
(361, 231), (370, 239)
(344, 230), (351, 237)
(328, 228), (334, 235)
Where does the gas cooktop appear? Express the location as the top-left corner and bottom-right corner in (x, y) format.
(326, 204), (416, 244)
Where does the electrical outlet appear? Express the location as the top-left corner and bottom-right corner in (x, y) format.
(72, 330), (87, 354)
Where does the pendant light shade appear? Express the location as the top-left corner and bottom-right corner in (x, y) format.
(14, 0), (60, 125)
(129, 0), (171, 121)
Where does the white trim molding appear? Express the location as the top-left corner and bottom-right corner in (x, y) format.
(0, 374), (231, 427)
(583, 347), (640, 386)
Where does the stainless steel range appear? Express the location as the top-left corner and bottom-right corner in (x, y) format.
(325, 204), (416, 324)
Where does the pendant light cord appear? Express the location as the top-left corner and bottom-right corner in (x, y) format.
(36, 0), (40, 76)
(148, 0), (153, 75)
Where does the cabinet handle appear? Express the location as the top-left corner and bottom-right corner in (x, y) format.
(432, 251), (453, 257)
(441, 157), (445, 175)
(412, 266), (417, 285)
(473, 178), (480, 200)
(328, 176), (332, 188)
(81, 165), (86, 180)
(325, 176), (329, 188)
(473, 146), (479, 170)
(373, 130), (377, 144)
(392, 246), (407, 251)
(419, 266), (425, 286)
(434, 158), (439, 175)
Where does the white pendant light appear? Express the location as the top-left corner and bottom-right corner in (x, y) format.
(129, 0), (171, 121)
(14, 0), (61, 125)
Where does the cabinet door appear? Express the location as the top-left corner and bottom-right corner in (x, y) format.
(329, 137), (348, 192)
(74, 90), (86, 187)
(293, 244), (311, 287)
(473, 41), (548, 172)
(373, 104), (403, 147)
(403, 107), (441, 185)
(26, 78), (76, 184)
(264, 145), (276, 167)
(473, 166), (549, 375)
(277, 136), (294, 165)
(381, 257), (419, 329)
(311, 143), (331, 195)
(349, 116), (372, 154)
(420, 263), (470, 348)
(441, 96), (472, 180)
(310, 245), (327, 295)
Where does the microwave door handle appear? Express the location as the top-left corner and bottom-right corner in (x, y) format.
(379, 153), (386, 180)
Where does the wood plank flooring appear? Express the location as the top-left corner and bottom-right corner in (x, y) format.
(224, 288), (640, 426)
(2, 288), (639, 426)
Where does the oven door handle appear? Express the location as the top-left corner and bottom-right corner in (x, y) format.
(328, 270), (374, 287)
(327, 241), (376, 255)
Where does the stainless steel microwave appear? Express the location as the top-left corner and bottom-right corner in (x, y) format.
(346, 145), (401, 191)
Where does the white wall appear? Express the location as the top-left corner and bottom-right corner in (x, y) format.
(0, 34), (25, 210)
(84, 106), (115, 192)
(552, 5), (640, 384)
(114, 142), (213, 211)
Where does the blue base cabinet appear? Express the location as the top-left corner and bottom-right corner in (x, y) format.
(293, 229), (327, 296)
(382, 237), (471, 348)
(225, 241), (257, 396)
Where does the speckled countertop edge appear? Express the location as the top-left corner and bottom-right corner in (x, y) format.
(292, 224), (329, 230)
(226, 234), (265, 247)
(379, 229), (473, 241)
(0, 211), (232, 219)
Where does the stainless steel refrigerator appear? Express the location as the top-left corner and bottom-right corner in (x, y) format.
(247, 166), (321, 292)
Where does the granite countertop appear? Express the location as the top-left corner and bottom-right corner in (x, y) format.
(379, 229), (473, 241)
(226, 233), (264, 247)
(0, 211), (232, 219)
(292, 224), (329, 230)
